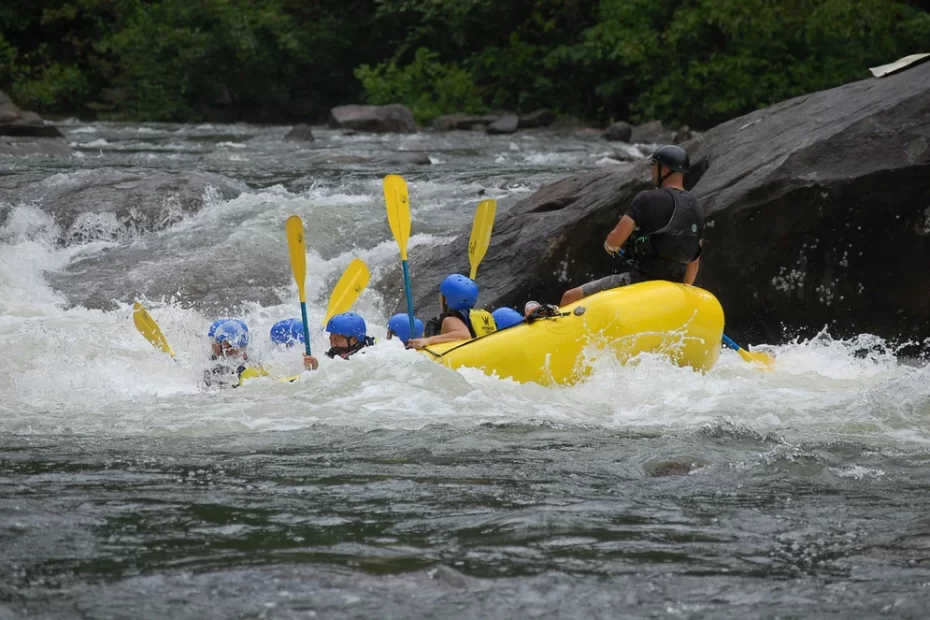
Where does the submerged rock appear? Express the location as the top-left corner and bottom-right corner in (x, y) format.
(378, 61), (930, 346)
(9, 169), (245, 246)
(433, 114), (500, 131)
(284, 124), (315, 142)
(41, 171), (248, 309)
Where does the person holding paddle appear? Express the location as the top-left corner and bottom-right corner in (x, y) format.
(560, 145), (705, 306)
(302, 312), (375, 370)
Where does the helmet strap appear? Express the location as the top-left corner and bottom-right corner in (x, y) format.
(656, 164), (673, 188)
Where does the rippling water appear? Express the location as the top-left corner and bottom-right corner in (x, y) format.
(2, 122), (929, 619)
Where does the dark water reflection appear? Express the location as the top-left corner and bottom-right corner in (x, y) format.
(3, 426), (930, 618)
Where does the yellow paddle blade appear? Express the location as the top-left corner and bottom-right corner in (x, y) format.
(737, 347), (776, 369)
(132, 301), (175, 358)
(468, 199), (497, 280)
(285, 215), (308, 302)
(322, 258), (371, 328)
(383, 175), (411, 260)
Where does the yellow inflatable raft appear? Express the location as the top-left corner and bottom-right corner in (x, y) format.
(420, 281), (724, 385)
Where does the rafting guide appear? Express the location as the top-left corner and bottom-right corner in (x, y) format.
(560, 145), (705, 306)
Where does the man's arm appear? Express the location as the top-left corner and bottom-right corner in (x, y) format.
(684, 257), (700, 285)
(604, 215), (637, 253)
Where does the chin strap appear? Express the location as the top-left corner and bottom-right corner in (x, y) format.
(656, 164), (674, 188)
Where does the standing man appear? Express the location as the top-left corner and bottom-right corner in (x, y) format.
(560, 145), (704, 306)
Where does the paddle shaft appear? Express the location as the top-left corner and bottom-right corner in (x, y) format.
(721, 334), (740, 351)
(401, 260), (416, 336)
(299, 300), (312, 356)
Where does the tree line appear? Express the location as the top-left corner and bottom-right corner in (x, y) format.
(1, 0), (928, 129)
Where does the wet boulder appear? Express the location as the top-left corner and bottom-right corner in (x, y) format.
(486, 114), (519, 135)
(6, 169), (245, 246)
(603, 121), (633, 142)
(284, 124), (315, 142)
(328, 104), (417, 133)
(518, 109), (557, 129)
(0, 90), (67, 145)
(0, 91), (20, 123)
(40, 171), (248, 309)
(380, 60), (930, 347)
(629, 120), (675, 144)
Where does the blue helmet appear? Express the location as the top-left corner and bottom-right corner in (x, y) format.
(326, 312), (367, 340)
(208, 318), (228, 338)
(440, 274), (478, 311)
(492, 307), (524, 330)
(270, 318), (305, 347)
(387, 313), (424, 344)
(213, 319), (250, 349)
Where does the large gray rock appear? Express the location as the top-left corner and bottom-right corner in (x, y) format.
(519, 109), (557, 129)
(378, 61), (930, 347)
(0, 91), (20, 123)
(10, 169), (245, 246)
(328, 104), (417, 133)
(630, 120), (675, 144)
(40, 171), (248, 309)
(486, 114), (519, 135)
(603, 121), (633, 142)
(0, 91), (65, 139)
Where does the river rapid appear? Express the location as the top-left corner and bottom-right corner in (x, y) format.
(1, 122), (929, 619)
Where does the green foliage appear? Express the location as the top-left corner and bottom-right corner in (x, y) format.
(573, 0), (930, 127)
(11, 62), (89, 111)
(355, 48), (486, 123)
(0, 0), (927, 128)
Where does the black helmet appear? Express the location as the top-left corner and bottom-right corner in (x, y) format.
(650, 145), (690, 173)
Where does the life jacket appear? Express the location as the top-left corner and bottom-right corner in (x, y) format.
(438, 309), (498, 338)
(625, 188), (703, 281)
(325, 336), (375, 360)
(205, 356), (267, 388)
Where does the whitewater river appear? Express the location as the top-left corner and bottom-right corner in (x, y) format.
(2, 122), (929, 619)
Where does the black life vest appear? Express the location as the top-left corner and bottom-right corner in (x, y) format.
(326, 336), (375, 360)
(204, 356), (247, 388)
(625, 188), (703, 281)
